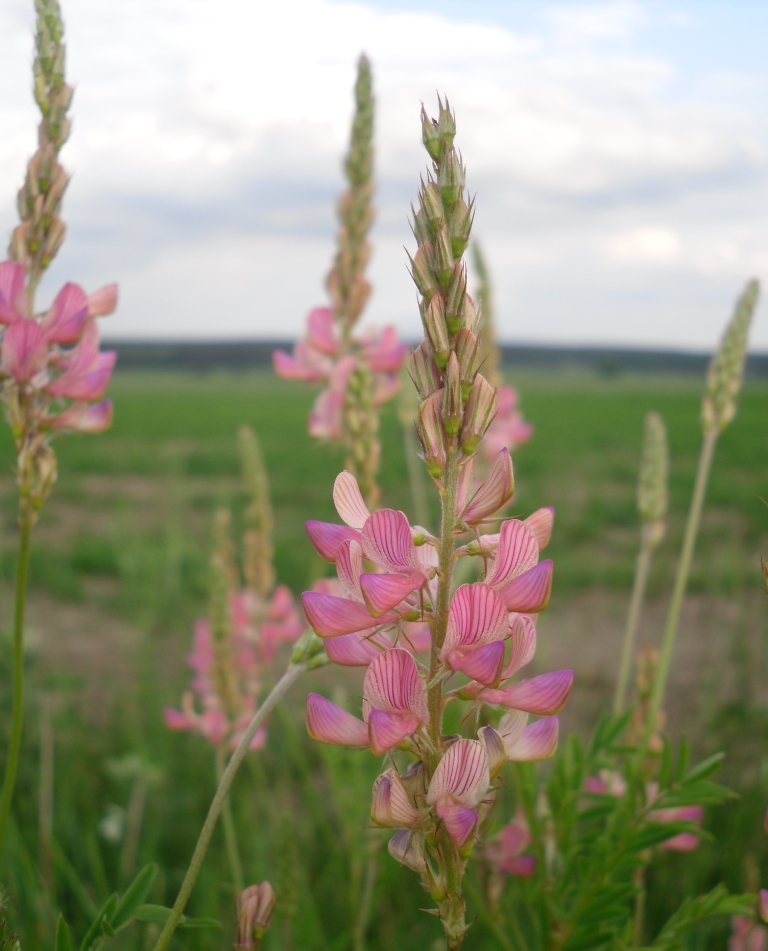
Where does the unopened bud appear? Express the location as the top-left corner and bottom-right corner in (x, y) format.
(9, 225), (30, 266)
(418, 390), (446, 479)
(461, 374), (496, 455)
(421, 295), (450, 370)
(449, 198), (473, 259)
(455, 328), (480, 399)
(445, 263), (468, 335)
(40, 216), (65, 268)
(702, 279), (759, 434)
(478, 725), (507, 779)
(411, 204), (430, 245)
(408, 244), (438, 301)
(438, 149), (464, 209)
(235, 882), (276, 950)
(433, 224), (454, 288)
(410, 341), (441, 401)
(437, 96), (456, 149)
(420, 180), (445, 233)
(346, 275), (371, 323)
(442, 353), (462, 435)
(638, 412), (668, 550)
(421, 105), (442, 162)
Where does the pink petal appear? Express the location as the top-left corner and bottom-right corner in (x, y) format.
(498, 815), (531, 858)
(427, 739), (490, 809)
(361, 509), (421, 575)
(495, 560), (553, 613)
(368, 709), (420, 755)
(455, 456), (475, 514)
(659, 833), (700, 852)
(363, 325), (409, 373)
(485, 519), (539, 588)
(462, 448), (514, 525)
(389, 829), (427, 873)
(503, 615), (537, 678)
(402, 622), (431, 653)
(524, 506), (555, 550)
(305, 521), (360, 561)
(335, 539), (364, 597)
(497, 709), (528, 747)
(503, 855), (536, 877)
(759, 890), (768, 924)
(442, 583), (508, 659)
(86, 283), (118, 317)
(1, 318), (48, 381)
(273, 348), (325, 382)
(324, 629), (392, 666)
(371, 768), (422, 827)
(164, 708), (194, 731)
(497, 671), (573, 715)
(42, 282), (88, 344)
(0, 261), (27, 323)
(504, 716), (560, 761)
(360, 571), (422, 616)
(333, 470), (371, 529)
(301, 591), (382, 637)
(437, 803), (479, 847)
(308, 387), (343, 440)
(307, 307), (338, 355)
(306, 693), (368, 746)
(48, 350), (116, 400)
(449, 641), (506, 686)
(52, 399), (113, 433)
(363, 648), (428, 722)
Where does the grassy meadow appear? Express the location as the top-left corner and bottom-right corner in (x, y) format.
(1, 366), (767, 948)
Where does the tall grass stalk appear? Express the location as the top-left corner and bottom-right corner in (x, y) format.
(216, 746), (244, 894)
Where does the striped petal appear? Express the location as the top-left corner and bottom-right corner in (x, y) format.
(371, 768), (422, 827)
(449, 641), (506, 686)
(504, 716), (559, 761)
(301, 591), (382, 637)
(462, 449), (514, 525)
(496, 670), (573, 715)
(336, 539), (363, 598)
(495, 560), (553, 613)
(427, 738), (490, 809)
(333, 470), (371, 529)
(363, 648), (429, 723)
(306, 693), (368, 746)
(0, 261), (27, 323)
(455, 456), (475, 513)
(324, 629), (392, 666)
(362, 509), (421, 574)
(2, 318), (48, 382)
(305, 520), (359, 562)
(442, 583), (508, 657)
(503, 615), (537, 678)
(42, 282), (88, 344)
(524, 506), (555, 550)
(360, 571), (422, 617)
(497, 709), (528, 748)
(368, 709), (420, 755)
(436, 803), (479, 847)
(485, 519), (539, 588)
(389, 829), (428, 873)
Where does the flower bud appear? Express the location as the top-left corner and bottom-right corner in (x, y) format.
(420, 180), (445, 233)
(638, 411), (668, 550)
(235, 882), (276, 950)
(421, 105), (442, 162)
(449, 198), (473, 259)
(418, 390), (446, 478)
(9, 225), (30, 267)
(455, 328), (480, 399)
(433, 224), (454, 288)
(702, 279), (759, 435)
(461, 374), (496, 455)
(442, 353), (462, 436)
(410, 341), (441, 401)
(408, 244), (438, 301)
(445, 263), (468, 335)
(438, 149), (465, 209)
(421, 295), (450, 370)
(40, 216), (65, 268)
(411, 204), (430, 245)
(437, 96), (456, 149)
(478, 725), (507, 779)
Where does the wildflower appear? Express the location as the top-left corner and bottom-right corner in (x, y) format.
(235, 882), (276, 950)
(486, 810), (536, 877)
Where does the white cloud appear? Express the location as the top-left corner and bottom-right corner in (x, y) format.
(0, 0), (766, 348)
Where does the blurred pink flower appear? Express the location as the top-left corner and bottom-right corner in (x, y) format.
(483, 385), (533, 461)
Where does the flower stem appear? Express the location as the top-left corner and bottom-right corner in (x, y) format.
(151, 663), (305, 951)
(641, 427), (717, 753)
(0, 510), (34, 862)
(215, 746), (244, 894)
(613, 540), (652, 714)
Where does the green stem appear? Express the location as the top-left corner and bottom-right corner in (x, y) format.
(0, 511), (34, 862)
(215, 746), (244, 894)
(632, 866), (646, 946)
(353, 828), (381, 951)
(613, 540), (652, 714)
(151, 663), (305, 951)
(641, 427), (717, 760)
(463, 878), (518, 951)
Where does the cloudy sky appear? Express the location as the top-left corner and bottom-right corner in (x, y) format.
(1, 0), (767, 349)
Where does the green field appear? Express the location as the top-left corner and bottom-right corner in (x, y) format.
(2, 367), (767, 948)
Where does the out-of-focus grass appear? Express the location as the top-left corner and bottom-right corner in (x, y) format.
(0, 368), (766, 948)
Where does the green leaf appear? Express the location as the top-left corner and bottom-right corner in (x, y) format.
(110, 863), (158, 929)
(680, 752), (724, 785)
(133, 905), (222, 930)
(55, 915), (72, 951)
(80, 894), (118, 951)
(659, 736), (672, 788)
(657, 781), (734, 808)
(625, 822), (692, 853)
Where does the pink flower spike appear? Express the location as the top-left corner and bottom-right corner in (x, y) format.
(368, 709), (421, 756)
(302, 590), (386, 637)
(371, 768), (422, 827)
(461, 448), (514, 525)
(504, 716), (560, 761)
(450, 640), (506, 686)
(361, 509), (424, 576)
(333, 470), (371, 529)
(360, 571), (422, 617)
(52, 399), (113, 433)
(363, 648), (429, 725)
(496, 670), (574, 715)
(485, 519), (539, 588)
(43, 282), (88, 343)
(525, 506), (555, 550)
(306, 693), (368, 746)
(436, 803), (479, 847)
(307, 307), (338, 356)
(305, 520), (360, 562)
(0, 261), (27, 323)
(441, 583), (508, 660)
(85, 283), (118, 318)
(2, 319), (48, 382)
(495, 560), (553, 614)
